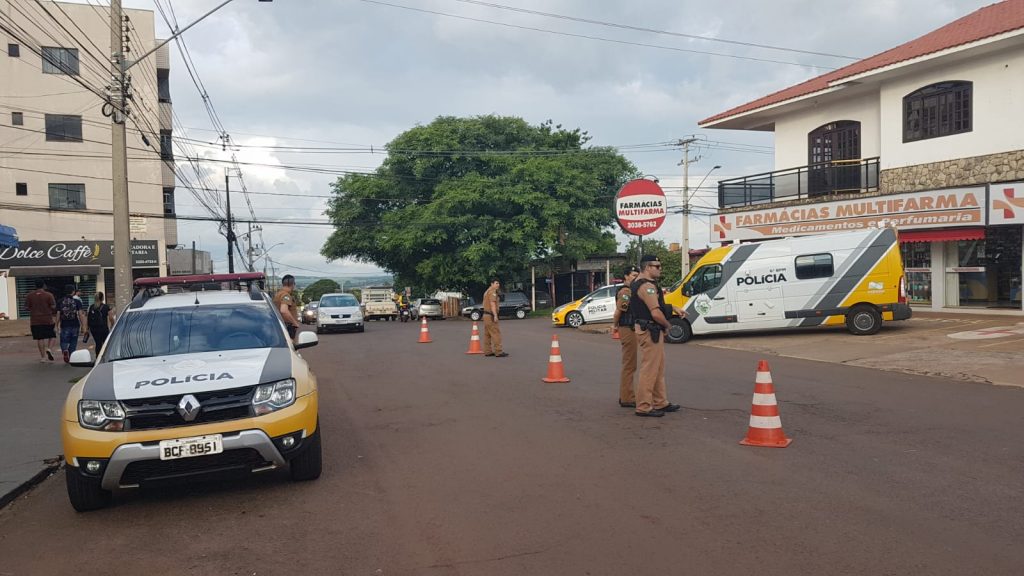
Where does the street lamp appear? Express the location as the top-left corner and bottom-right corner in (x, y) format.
(681, 165), (722, 280)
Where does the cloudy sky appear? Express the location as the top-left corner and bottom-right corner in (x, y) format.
(110, 0), (991, 278)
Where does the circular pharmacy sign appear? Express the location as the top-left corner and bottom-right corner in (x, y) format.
(615, 179), (667, 236)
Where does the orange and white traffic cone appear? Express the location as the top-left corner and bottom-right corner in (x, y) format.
(418, 317), (433, 344)
(612, 326), (621, 340)
(542, 335), (570, 383)
(740, 360), (792, 448)
(466, 322), (484, 355)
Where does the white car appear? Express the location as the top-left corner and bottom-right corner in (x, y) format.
(560, 284), (623, 328)
(316, 293), (364, 333)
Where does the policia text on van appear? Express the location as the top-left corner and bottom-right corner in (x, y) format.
(662, 228), (911, 343)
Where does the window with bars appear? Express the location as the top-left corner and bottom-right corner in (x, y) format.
(158, 69), (171, 103)
(163, 188), (176, 215)
(41, 47), (79, 75)
(904, 81), (972, 142)
(160, 130), (173, 160)
(44, 114), (83, 142)
(48, 183), (86, 210)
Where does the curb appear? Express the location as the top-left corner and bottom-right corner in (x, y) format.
(0, 456), (63, 510)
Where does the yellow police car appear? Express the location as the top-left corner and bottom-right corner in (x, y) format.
(63, 273), (322, 511)
(551, 285), (622, 328)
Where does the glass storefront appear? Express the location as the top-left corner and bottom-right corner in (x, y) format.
(900, 242), (932, 305)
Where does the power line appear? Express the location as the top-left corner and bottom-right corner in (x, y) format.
(357, 0), (837, 70)
(447, 0), (859, 60)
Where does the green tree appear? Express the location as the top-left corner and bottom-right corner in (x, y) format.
(348, 288), (361, 303)
(302, 279), (341, 304)
(322, 115), (638, 297)
(625, 239), (683, 290)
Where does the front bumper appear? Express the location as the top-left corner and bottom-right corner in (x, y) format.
(63, 393), (318, 487)
(318, 317), (363, 328)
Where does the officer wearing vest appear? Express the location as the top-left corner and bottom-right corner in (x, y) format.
(613, 265), (641, 408)
(629, 255), (683, 417)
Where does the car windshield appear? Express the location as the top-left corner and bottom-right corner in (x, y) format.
(422, 299), (441, 305)
(320, 295), (359, 307)
(103, 303), (287, 362)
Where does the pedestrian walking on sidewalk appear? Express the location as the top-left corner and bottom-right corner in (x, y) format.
(482, 279), (507, 357)
(55, 284), (84, 363)
(613, 266), (641, 408)
(25, 280), (56, 363)
(629, 255), (683, 417)
(85, 292), (114, 354)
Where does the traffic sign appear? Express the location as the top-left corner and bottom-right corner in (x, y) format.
(615, 179), (667, 236)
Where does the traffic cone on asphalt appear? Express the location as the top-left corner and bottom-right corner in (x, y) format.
(740, 360), (792, 448)
(466, 322), (484, 355)
(612, 326), (621, 340)
(542, 335), (570, 383)
(418, 317), (433, 344)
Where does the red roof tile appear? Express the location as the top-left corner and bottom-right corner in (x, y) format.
(699, 0), (1024, 126)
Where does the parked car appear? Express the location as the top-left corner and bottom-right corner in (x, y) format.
(414, 298), (444, 320)
(301, 302), (319, 325)
(552, 284), (622, 328)
(533, 292), (553, 309)
(463, 291), (532, 321)
(317, 293), (365, 333)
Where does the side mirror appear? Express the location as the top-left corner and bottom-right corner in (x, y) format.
(69, 349), (95, 368)
(294, 331), (319, 350)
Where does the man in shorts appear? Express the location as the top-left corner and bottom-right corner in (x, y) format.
(25, 280), (56, 362)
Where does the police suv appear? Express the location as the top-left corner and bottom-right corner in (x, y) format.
(62, 273), (322, 511)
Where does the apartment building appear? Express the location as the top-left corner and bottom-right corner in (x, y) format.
(703, 0), (1024, 311)
(0, 0), (176, 319)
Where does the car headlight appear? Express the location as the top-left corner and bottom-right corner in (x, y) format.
(78, 399), (126, 431)
(554, 305), (566, 313)
(252, 379), (296, 415)
(319, 312), (328, 320)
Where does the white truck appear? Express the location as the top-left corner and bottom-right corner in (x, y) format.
(361, 286), (398, 321)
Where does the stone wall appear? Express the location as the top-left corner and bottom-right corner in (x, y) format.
(880, 150), (1024, 194)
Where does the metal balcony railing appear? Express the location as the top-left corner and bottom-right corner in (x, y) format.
(717, 157), (880, 208)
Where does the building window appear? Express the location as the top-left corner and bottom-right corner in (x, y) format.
(41, 47), (80, 75)
(44, 114), (83, 142)
(795, 253), (834, 279)
(12, 112), (23, 126)
(16, 183), (28, 196)
(158, 69), (171, 103)
(163, 187), (176, 215)
(160, 130), (173, 160)
(7, 44), (19, 57)
(48, 183), (86, 210)
(904, 81), (972, 142)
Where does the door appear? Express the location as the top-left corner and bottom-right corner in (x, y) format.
(684, 264), (730, 332)
(581, 286), (617, 322)
(808, 121), (861, 196)
(735, 266), (786, 324)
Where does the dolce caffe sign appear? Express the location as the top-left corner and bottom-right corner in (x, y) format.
(0, 240), (159, 268)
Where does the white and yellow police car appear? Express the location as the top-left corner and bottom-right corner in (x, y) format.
(62, 273), (322, 511)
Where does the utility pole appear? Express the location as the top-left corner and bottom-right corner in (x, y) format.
(677, 137), (699, 280)
(225, 171), (235, 273)
(191, 240), (196, 275)
(246, 222), (254, 272)
(110, 0), (132, 313)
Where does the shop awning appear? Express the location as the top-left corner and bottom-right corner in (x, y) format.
(7, 265), (102, 277)
(899, 228), (986, 243)
(0, 224), (17, 248)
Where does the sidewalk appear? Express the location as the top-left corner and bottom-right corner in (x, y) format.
(580, 311), (1024, 388)
(0, 335), (88, 507)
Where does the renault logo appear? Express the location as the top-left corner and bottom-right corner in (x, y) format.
(177, 394), (201, 422)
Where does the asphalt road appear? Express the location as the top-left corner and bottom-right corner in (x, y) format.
(1, 318), (1022, 575)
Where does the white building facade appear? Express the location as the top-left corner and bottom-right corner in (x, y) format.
(0, 0), (176, 318)
(703, 0), (1024, 311)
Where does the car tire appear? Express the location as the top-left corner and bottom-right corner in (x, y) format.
(470, 311), (482, 321)
(65, 466), (111, 512)
(515, 309), (527, 320)
(846, 305), (882, 336)
(566, 311), (584, 328)
(666, 318), (693, 344)
(289, 425), (322, 481)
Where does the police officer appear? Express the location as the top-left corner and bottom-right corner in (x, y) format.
(481, 278), (508, 357)
(629, 255), (683, 417)
(274, 274), (301, 340)
(613, 266), (641, 408)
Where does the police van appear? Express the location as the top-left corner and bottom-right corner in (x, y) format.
(664, 228), (911, 343)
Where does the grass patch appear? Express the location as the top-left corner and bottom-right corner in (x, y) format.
(529, 308), (554, 318)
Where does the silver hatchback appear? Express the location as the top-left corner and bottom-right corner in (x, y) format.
(416, 298), (444, 320)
